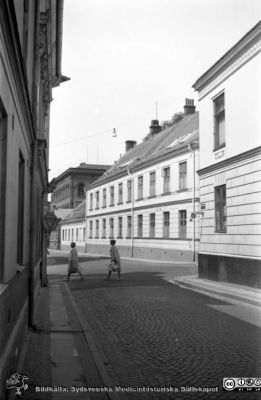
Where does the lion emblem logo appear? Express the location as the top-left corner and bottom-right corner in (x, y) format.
(6, 373), (29, 395)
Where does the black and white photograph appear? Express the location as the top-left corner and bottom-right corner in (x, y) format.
(0, 0), (260, 398)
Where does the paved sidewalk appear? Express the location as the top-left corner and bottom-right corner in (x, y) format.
(170, 275), (261, 308)
(19, 277), (107, 400)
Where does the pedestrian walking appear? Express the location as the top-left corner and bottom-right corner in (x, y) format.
(106, 239), (122, 280)
(67, 242), (84, 281)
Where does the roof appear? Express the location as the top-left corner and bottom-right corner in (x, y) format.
(89, 112), (199, 189)
(63, 200), (86, 221)
(52, 163), (111, 185)
(193, 21), (261, 91)
(53, 208), (73, 220)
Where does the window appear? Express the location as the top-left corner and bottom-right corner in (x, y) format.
(89, 193), (93, 210)
(150, 172), (156, 197)
(78, 183), (85, 197)
(17, 152), (25, 264)
(118, 217), (123, 238)
(163, 167), (170, 194)
(127, 179), (132, 202)
(179, 210), (187, 238)
(179, 162), (187, 190)
(95, 191), (99, 209)
(215, 185), (227, 232)
(163, 212), (170, 238)
(110, 186), (114, 206)
(138, 176), (143, 199)
(83, 228), (86, 242)
(76, 228), (79, 241)
(109, 218), (114, 237)
(213, 92), (225, 149)
(138, 215), (143, 237)
(95, 220), (99, 238)
(102, 219), (106, 238)
(150, 213), (155, 238)
(118, 183), (123, 204)
(68, 229), (71, 241)
(103, 188), (106, 207)
(72, 229), (74, 241)
(127, 216), (132, 237)
(62, 229), (65, 241)
(89, 221), (93, 238)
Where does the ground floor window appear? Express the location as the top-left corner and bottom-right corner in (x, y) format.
(179, 210), (187, 238)
(163, 212), (170, 238)
(215, 184), (227, 232)
(138, 215), (143, 237)
(150, 213), (155, 237)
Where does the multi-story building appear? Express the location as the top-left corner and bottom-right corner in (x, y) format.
(193, 22), (261, 287)
(86, 100), (200, 261)
(0, 0), (66, 390)
(51, 163), (111, 209)
(60, 201), (86, 252)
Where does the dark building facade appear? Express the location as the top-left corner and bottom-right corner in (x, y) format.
(0, 0), (67, 394)
(51, 163), (111, 209)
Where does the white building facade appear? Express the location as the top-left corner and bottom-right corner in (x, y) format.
(60, 201), (86, 252)
(193, 22), (261, 287)
(86, 104), (200, 261)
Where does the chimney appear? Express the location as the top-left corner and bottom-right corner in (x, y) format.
(184, 98), (195, 115)
(149, 119), (161, 137)
(125, 140), (137, 152)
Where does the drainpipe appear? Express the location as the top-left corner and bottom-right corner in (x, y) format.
(188, 143), (196, 262)
(127, 169), (134, 258)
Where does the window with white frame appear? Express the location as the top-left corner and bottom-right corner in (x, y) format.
(127, 215), (132, 237)
(163, 167), (170, 194)
(149, 213), (155, 237)
(95, 220), (99, 238)
(109, 218), (114, 237)
(127, 179), (132, 202)
(213, 92), (225, 149)
(89, 221), (93, 238)
(102, 219), (106, 237)
(95, 191), (100, 209)
(103, 188), (106, 207)
(118, 183), (123, 204)
(110, 186), (114, 206)
(163, 212), (170, 238)
(138, 215), (143, 237)
(138, 175), (143, 199)
(118, 216), (123, 238)
(179, 210), (187, 238)
(179, 161), (187, 190)
(150, 171), (156, 197)
(90, 193), (93, 210)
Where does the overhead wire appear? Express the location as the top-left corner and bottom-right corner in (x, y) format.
(50, 90), (196, 148)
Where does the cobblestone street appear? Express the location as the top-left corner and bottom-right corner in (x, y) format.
(20, 252), (261, 399)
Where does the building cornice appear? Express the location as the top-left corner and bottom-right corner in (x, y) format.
(86, 197), (200, 219)
(197, 146), (261, 176)
(193, 21), (261, 100)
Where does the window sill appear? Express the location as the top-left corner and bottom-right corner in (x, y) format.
(117, 236), (123, 239)
(117, 202), (123, 205)
(126, 200), (132, 204)
(95, 207), (100, 210)
(148, 195), (156, 199)
(215, 230), (227, 234)
(177, 188), (189, 193)
(109, 204), (115, 207)
(102, 206), (106, 209)
(136, 197), (144, 201)
(89, 208), (93, 211)
(162, 192), (171, 196)
(213, 143), (225, 152)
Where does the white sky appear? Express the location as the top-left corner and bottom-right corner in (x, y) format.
(49, 0), (261, 180)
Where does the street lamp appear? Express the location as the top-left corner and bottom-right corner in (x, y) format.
(42, 211), (60, 234)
